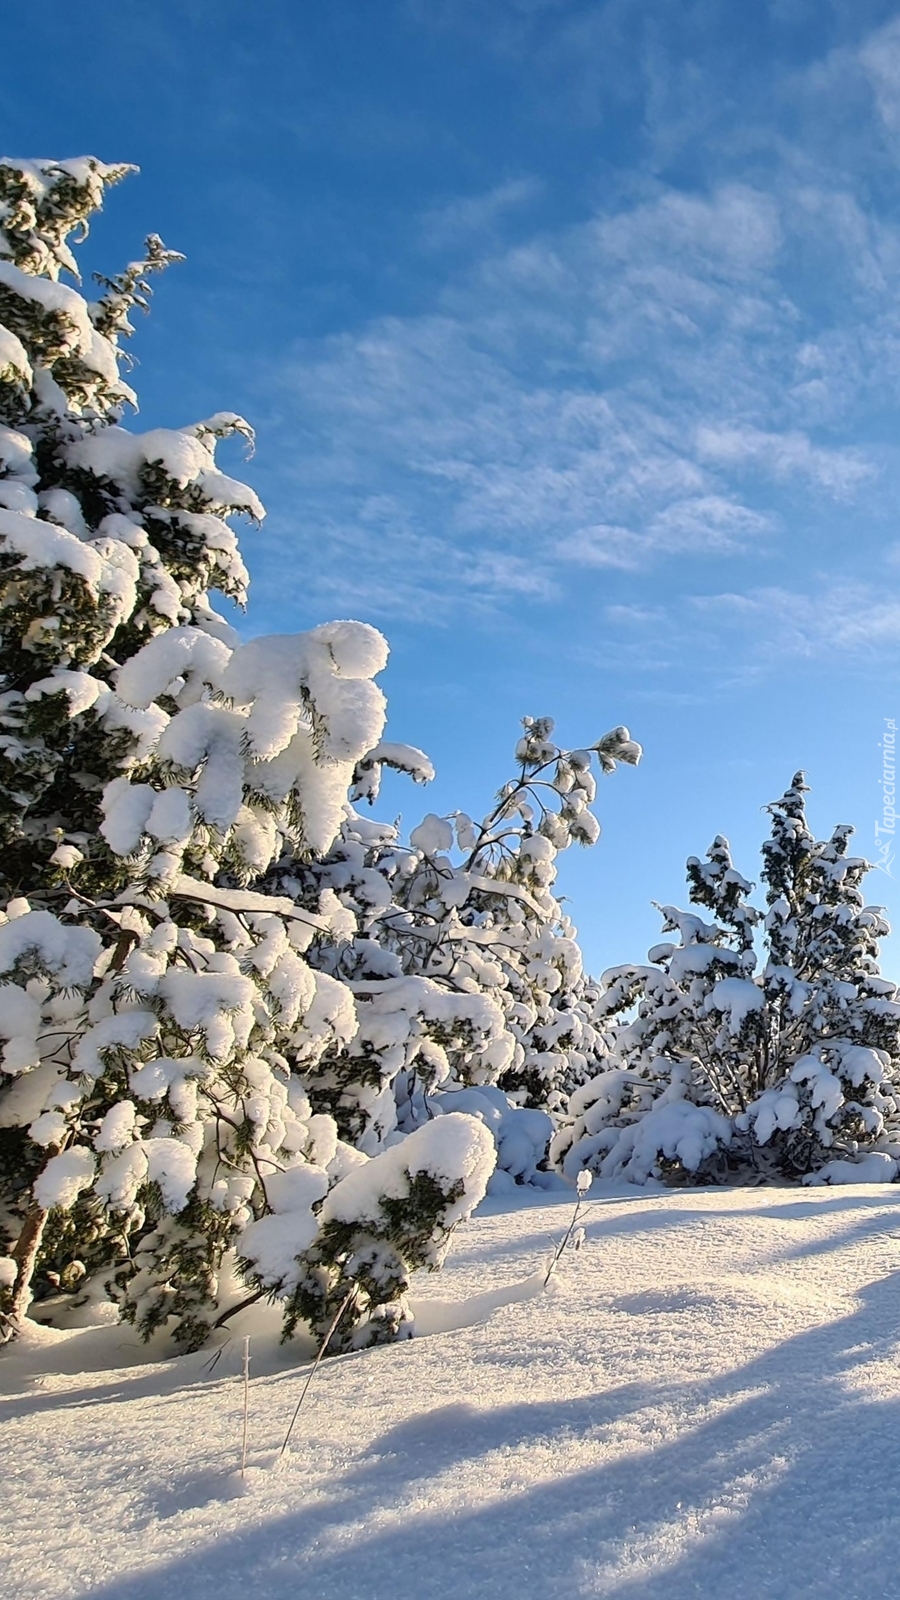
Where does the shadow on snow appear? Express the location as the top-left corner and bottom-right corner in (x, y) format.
(85, 1263), (900, 1600)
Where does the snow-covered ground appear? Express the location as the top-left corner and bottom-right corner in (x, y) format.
(6, 1183), (900, 1599)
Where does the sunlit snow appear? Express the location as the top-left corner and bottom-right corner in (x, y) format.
(6, 1184), (900, 1600)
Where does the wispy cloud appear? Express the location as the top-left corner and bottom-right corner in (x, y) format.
(859, 16), (900, 140)
(690, 581), (900, 666)
(593, 184), (782, 277)
(557, 495), (775, 571)
(249, 12), (900, 653)
(418, 177), (543, 252)
(695, 424), (873, 496)
(575, 575), (900, 692)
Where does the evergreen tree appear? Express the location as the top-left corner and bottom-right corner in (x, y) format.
(269, 717), (641, 1182)
(553, 775), (900, 1186)
(0, 159), (641, 1350)
(0, 158), (488, 1347)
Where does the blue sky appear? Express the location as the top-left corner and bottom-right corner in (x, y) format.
(6, 0), (900, 975)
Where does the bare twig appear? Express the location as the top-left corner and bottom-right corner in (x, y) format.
(240, 1336), (250, 1479)
(543, 1172), (593, 1287)
(278, 1285), (356, 1459)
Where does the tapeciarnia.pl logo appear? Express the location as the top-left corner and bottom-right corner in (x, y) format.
(874, 717), (897, 877)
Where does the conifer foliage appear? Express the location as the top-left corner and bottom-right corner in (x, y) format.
(274, 718), (641, 1161)
(0, 159), (639, 1352)
(553, 775), (900, 1187)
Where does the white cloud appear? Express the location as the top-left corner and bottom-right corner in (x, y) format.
(550, 572), (900, 697)
(419, 177), (543, 251)
(259, 60), (900, 628)
(605, 602), (668, 626)
(557, 495), (774, 572)
(556, 524), (648, 571)
(860, 17), (900, 139)
(691, 581), (900, 664)
(593, 184), (782, 278)
(648, 495), (775, 552)
(695, 424), (873, 496)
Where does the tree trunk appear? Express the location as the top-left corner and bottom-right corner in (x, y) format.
(4, 1202), (49, 1337)
(4, 1134), (69, 1342)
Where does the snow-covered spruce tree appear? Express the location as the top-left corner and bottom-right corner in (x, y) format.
(262, 717), (642, 1197)
(0, 158), (496, 1351)
(245, 1113), (497, 1351)
(553, 774), (900, 1187)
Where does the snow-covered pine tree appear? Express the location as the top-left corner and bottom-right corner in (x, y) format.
(265, 717), (641, 1190)
(553, 774), (900, 1187)
(0, 159), (641, 1353)
(0, 158), (495, 1349)
(248, 1113), (497, 1354)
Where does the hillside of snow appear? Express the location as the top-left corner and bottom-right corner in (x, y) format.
(6, 1183), (900, 1599)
